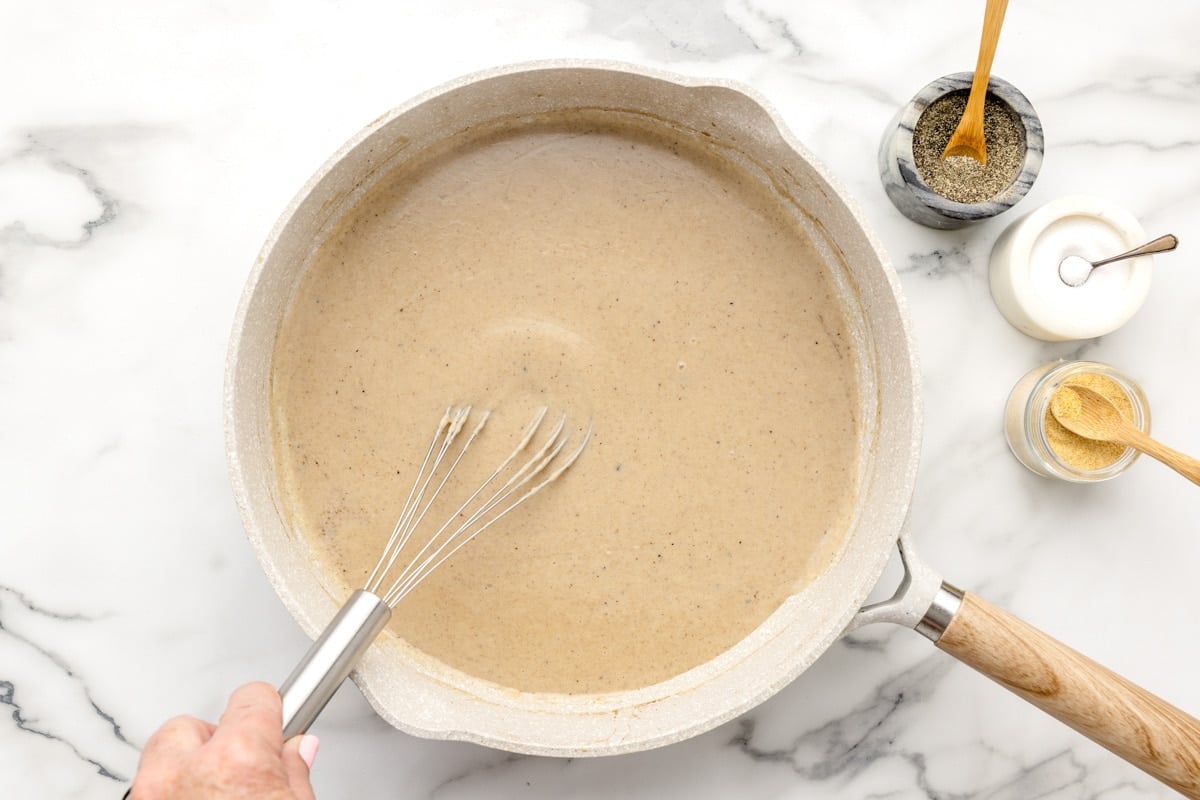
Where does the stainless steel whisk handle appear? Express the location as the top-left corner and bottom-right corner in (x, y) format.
(279, 589), (393, 739)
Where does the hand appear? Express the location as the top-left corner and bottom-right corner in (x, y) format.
(128, 681), (319, 799)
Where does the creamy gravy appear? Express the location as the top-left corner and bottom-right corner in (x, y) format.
(270, 113), (861, 694)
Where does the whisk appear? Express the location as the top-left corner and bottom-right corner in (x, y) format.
(278, 405), (589, 738)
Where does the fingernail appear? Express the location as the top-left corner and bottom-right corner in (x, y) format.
(299, 734), (320, 768)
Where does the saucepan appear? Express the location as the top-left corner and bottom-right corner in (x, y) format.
(224, 61), (1200, 796)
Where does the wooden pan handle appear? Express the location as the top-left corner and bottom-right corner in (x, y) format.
(934, 589), (1200, 797)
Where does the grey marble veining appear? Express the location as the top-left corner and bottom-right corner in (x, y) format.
(0, 137), (119, 248)
(3, 1), (1199, 798)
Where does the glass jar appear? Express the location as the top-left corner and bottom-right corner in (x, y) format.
(1003, 360), (1150, 482)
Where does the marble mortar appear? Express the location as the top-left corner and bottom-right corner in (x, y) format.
(878, 72), (1044, 230)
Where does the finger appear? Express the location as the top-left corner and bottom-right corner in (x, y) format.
(132, 715), (216, 796)
(281, 734), (319, 800)
(212, 681), (284, 751)
(140, 715), (216, 764)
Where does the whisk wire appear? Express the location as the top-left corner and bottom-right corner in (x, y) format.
(371, 406), (589, 608)
(363, 408), (451, 592)
(376, 408), (490, 588)
(376, 407), (542, 601)
(380, 411), (574, 606)
(382, 426), (589, 606)
(382, 420), (572, 606)
(365, 406), (483, 594)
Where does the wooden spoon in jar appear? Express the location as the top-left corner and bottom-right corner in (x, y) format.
(1050, 385), (1200, 486)
(941, 0), (1011, 164)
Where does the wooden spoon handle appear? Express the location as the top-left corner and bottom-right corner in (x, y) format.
(1119, 426), (1200, 486)
(965, 0), (1010, 116)
(937, 592), (1200, 797)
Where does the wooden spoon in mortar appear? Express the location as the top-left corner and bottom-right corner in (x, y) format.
(1050, 384), (1200, 486)
(941, 0), (1010, 164)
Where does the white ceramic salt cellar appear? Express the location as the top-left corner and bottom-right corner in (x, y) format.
(879, 72), (1044, 230)
(989, 196), (1154, 341)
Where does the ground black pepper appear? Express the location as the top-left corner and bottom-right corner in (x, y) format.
(912, 90), (1026, 204)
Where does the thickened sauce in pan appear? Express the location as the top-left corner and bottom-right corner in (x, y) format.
(270, 113), (861, 694)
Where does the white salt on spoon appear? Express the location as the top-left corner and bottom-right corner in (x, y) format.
(1058, 233), (1178, 287)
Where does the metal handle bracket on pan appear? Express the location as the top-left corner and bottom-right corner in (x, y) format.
(846, 525), (944, 633)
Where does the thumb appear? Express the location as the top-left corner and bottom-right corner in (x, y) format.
(282, 734), (319, 800)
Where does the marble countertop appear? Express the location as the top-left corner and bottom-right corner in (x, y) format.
(4, 2), (1198, 798)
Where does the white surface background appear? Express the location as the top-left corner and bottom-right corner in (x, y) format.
(2, 2), (1198, 798)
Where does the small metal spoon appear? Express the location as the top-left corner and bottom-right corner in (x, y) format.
(1058, 233), (1178, 287)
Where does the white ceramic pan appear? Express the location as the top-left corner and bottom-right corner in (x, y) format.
(224, 62), (1200, 796)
